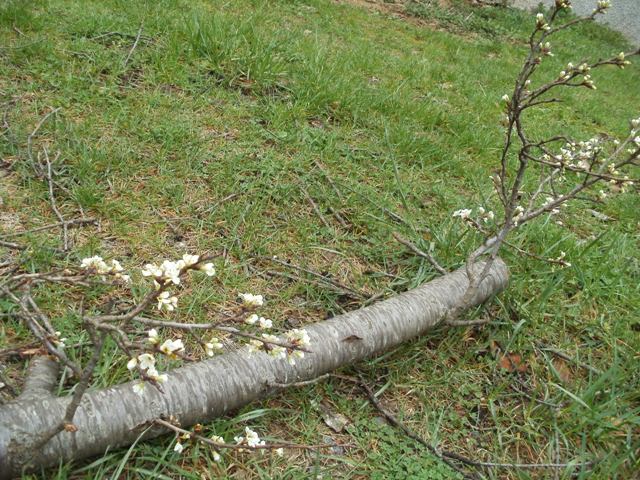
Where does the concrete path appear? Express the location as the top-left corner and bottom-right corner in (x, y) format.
(511, 0), (639, 46)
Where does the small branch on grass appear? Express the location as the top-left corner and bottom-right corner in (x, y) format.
(392, 232), (447, 275)
(26, 108), (61, 176)
(132, 316), (311, 354)
(42, 148), (70, 250)
(255, 255), (369, 300)
(445, 317), (492, 327)
(336, 373), (595, 474)
(535, 342), (602, 375)
(154, 418), (348, 453)
(300, 184), (333, 230)
(122, 23), (144, 68)
(0, 240), (24, 250)
(0, 218), (97, 239)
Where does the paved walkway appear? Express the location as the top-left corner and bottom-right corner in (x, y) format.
(511, 0), (639, 46)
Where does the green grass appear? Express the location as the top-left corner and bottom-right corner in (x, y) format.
(1, 0), (639, 478)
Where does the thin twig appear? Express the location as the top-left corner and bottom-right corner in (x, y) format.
(154, 418), (347, 451)
(335, 374), (595, 473)
(27, 108), (61, 175)
(300, 184), (332, 230)
(43, 148), (69, 250)
(0, 240), (25, 250)
(256, 256), (368, 300)
(392, 232), (447, 275)
(535, 342), (602, 375)
(122, 23), (144, 68)
(0, 218), (96, 239)
(445, 317), (492, 327)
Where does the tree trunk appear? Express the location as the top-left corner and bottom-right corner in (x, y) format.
(0, 259), (508, 479)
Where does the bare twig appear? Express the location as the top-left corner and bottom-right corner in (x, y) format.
(445, 317), (492, 327)
(0, 218), (96, 239)
(154, 418), (348, 452)
(337, 374), (595, 474)
(0, 240), (25, 250)
(42, 148), (70, 250)
(122, 23), (144, 68)
(535, 342), (602, 375)
(300, 184), (332, 230)
(392, 232), (447, 275)
(256, 255), (368, 300)
(26, 108), (61, 175)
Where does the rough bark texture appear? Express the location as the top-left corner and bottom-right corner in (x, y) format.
(0, 259), (508, 478)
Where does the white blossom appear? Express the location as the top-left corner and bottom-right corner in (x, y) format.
(80, 255), (109, 274)
(205, 338), (224, 356)
(159, 338), (184, 356)
(258, 317), (273, 329)
(146, 366), (168, 383)
(276, 447), (284, 457)
(452, 208), (472, 219)
(160, 260), (182, 285)
(535, 13), (550, 30)
(157, 291), (178, 311)
(132, 381), (146, 395)
(284, 329), (311, 365)
(245, 313), (259, 325)
(142, 263), (163, 278)
(182, 254), (200, 267)
(239, 293), (264, 308)
(174, 441), (184, 454)
(138, 353), (155, 370)
(199, 262), (216, 276)
(235, 427), (265, 449)
(127, 357), (138, 371)
(147, 328), (160, 344)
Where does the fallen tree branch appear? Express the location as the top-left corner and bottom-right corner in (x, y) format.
(0, 259), (508, 477)
(18, 356), (59, 401)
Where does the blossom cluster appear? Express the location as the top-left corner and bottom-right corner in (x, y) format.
(535, 13), (550, 31)
(80, 256), (130, 282)
(245, 313), (273, 329)
(594, 0), (611, 13)
(234, 427), (265, 449)
(549, 250), (572, 268)
(452, 207), (495, 224)
(141, 254), (215, 311)
(127, 353), (168, 394)
(541, 133), (635, 195)
(142, 254), (215, 287)
(248, 328), (311, 366)
(238, 293), (264, 308)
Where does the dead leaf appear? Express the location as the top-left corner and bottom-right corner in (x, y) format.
(552, 358), (572, 382)
(498, 353), (527, 373)
(320, 404), (350, 433)
(19, 348), (45, 357)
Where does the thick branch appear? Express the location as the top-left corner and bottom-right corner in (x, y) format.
(18, 356), (59, 401)
(0, 260), (508, 478)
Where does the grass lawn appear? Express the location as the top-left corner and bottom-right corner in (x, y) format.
(1, 0), (639, 478)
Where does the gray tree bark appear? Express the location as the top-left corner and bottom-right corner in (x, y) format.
(0, 259), (508, 479)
